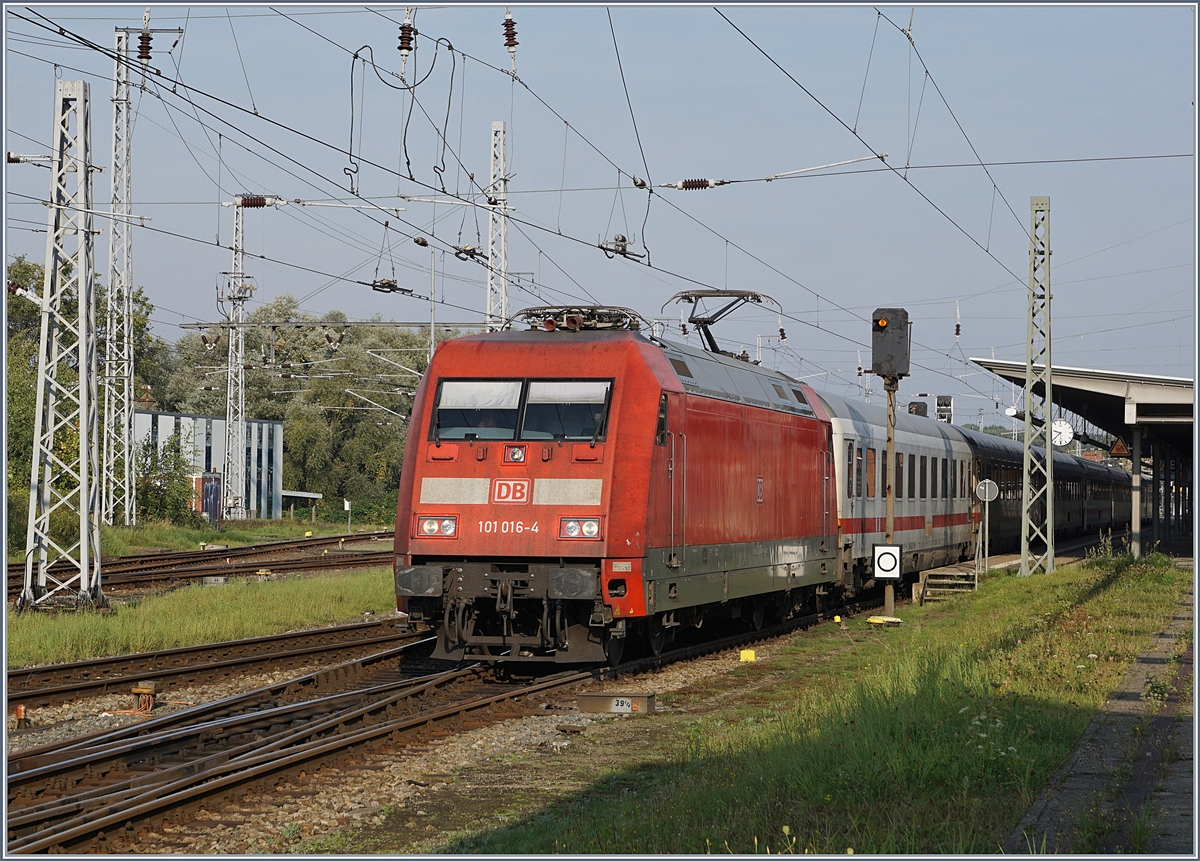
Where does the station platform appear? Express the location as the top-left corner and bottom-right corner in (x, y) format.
(1000, 542), (1194, 854)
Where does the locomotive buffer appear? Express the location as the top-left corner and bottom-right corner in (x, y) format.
(872, 309), (911, 617)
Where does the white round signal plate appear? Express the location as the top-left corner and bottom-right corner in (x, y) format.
(873, 544), (902, 580)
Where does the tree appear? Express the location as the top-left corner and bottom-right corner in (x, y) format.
(135, 431), (206, 527)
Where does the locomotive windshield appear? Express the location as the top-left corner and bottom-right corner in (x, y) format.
(521, 381), (611, 441)
(434, 380), (521, 440)
(430, 379), (612, 442)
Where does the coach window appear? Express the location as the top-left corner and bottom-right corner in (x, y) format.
(920, 455), (928, 498)
(930, 457), (938, 499)
(855, 446), (864, 497)
(896, 453), (904, 500)
(434, 380), (521, 440)
(942, 458), (949, 499)
(950, 459), (957, 499)
(908, 453), (917, 499)
(522, 380), (612, 441)
(866, 448), (877, 498)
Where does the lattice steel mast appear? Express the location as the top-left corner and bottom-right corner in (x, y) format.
(1019, 196), (1055, 576)
(102, 28), (134, 527)
(20, 80), (104, 609)
(486, 121), (509, 329)
(102, 14), (182, 527)
(220, 194), (285, 520)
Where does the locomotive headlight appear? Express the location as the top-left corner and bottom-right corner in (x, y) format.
(504, 445), (526, 463)
(417, 516), (457, 538)
(559, 517), (600, 539)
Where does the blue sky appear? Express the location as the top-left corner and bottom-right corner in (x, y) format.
(4, 4), (1195, 427)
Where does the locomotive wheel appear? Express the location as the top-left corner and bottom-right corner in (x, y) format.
(604, 631), (625, 666)
(646, 617), (666, 657)
(750, 600), (766, 632)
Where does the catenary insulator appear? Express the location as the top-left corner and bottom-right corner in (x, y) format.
(398, 11), (416, 56)
(238, 195), (267, 208)
(681, 178), (710, 191)
(503, 9), (518, 48)
(955, 323), (961, 337)
(779, 328), (787, 342)
(137, 32), (153, 61)
(503, 8), (518, 74)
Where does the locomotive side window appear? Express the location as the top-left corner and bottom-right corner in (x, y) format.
(866, 448), (876, 498)
(920, 456), (928, 498)
(908, 454), (916, 499)
(522, 380), (612, 441)
(434, 380), (521, 440)
(655, 393), (669, 445)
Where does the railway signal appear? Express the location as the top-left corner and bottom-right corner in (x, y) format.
(872, 308), (911, 617)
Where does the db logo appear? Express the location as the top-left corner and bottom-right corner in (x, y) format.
(492, 479), (530, 504)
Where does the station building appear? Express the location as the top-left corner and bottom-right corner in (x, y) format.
(133, 410), (284, 521)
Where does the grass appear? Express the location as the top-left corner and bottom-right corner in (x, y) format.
(434, 551), (1188, 854)
(6, 568), (397, 668)
(101, 518), (389, 556)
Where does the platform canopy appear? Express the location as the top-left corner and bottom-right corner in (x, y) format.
(971, 359), (1193, 453)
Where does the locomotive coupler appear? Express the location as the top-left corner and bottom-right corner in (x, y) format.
(588, 601), (614, 627)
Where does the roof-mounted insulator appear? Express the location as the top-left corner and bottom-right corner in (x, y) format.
(397, 9), (416, 80)
(503, 9), (518, 75)
(238, 195), (267, 208)
(137, 32), (153, 61)
(668, 178), (730, 191)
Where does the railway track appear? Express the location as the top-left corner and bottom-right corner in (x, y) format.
(7, 532), (394, 598)
(5, 593), (883, 853)
(7, 618), (419, 710)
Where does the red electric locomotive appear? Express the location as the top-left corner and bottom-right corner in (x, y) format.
(394, 307), (838, 663)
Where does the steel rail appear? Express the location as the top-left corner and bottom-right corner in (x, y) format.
(6, 531), (393, 592)
(7, 619), (419, 708)
(9, 664), (584, 853)
(7, 637), (436, 777)
(7, 593), (885, 852)
(7, 549), (395, 598)
(7, 666), (483, 836)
